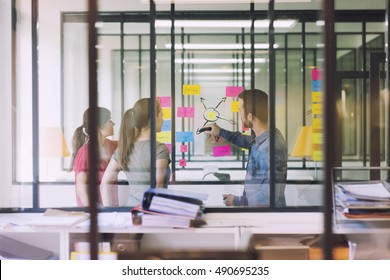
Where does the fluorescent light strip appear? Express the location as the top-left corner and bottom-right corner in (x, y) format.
(95, 22), (104, 28)
(255, 20), (296, 28)
(166, 43), (278, 50)
(182, 68), (259, 73)
(145, 0), (311, 3)
(175, 58), (266, 64)
(156, 19), (296, 29)
(156, 20), (251, 28)
(194, 76), (252, 81)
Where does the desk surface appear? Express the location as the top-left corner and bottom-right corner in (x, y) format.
(0, 212), (388, 234)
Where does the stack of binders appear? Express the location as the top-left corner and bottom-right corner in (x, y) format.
(335, 181), (390, 219)
(131, 188), (207, 228)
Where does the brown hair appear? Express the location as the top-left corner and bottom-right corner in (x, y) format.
(117, 98), (161, 170)
(238, 89), (268, 124)
(69, 107), (111, 170)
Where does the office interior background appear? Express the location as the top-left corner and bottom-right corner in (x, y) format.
(0, 0), (390, 259)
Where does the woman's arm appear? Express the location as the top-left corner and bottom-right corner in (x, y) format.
(155, 158), (169, 188)
(100, 158), (121, 206)
(75, 172), (89, 206)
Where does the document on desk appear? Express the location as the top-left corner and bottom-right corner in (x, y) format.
(336, 181), (390, 201)
(0, 215), (31, 228)
(76, 212), (132, 228)
(26, 209), (89, 227)
(26, 216), (89, 227)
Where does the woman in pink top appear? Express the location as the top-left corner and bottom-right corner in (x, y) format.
(70, 107), (118, 207)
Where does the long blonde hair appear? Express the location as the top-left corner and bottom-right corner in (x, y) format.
(118, 98), (161, 170)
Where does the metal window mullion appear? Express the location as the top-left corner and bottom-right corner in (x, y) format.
(149, 0), (157, 188)
(387, 0), (390, 179)
(31, 0), (39, 210)
(268, 0), (276, 209)
(323, 0), (336, 260)
(87, 0), (99, 260)
(362, 17), (368, 166)
(250, 3), (255, 90)
(302, 21), (307, 169)
(170, 3), (176, 182)
(120, 13), (125, 115)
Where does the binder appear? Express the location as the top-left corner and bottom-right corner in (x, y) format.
(142, 188), (205, 210)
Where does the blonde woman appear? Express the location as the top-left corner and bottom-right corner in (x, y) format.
(101, 98), (170, 206)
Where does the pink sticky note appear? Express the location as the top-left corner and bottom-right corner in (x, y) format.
(179, 159), (187, 167)
(165, 143), (172, 154)
(177, 107), (195, 118)
(312, 68), (321, 81)
(242, 123), (249, 131)
(213, 145), (232, 157)
(158, 96), (171, 107)
(180, 144), (188, 153)
(226, 86), (244, 97)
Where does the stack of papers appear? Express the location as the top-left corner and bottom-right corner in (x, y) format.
(336, 181), (390, 219)
(26, 209), (89, 227)
(132, 188), (207, 228)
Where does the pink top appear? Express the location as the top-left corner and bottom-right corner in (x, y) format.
(74, 139), (118, 207)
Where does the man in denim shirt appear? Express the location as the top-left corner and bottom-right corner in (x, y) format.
(205, 89), (287, 207)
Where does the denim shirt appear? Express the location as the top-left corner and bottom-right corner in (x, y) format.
(219, 128), (287, 207)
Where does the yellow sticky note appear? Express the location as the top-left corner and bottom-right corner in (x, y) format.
(312, 132), (323, 144)
(183, 84), (201, 95)
(156, 131), (172, 143)
(162, 108), (171, 120)
(207, 111), (217, 120)
(312, 118), (323, 129)
(312, 150), (323, 161)
(231, 101), (239, 112)
(312, 91), (323, 103)
(312, 103), (323, 115)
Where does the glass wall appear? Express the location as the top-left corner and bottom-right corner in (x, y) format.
(3, 0), (388, 210)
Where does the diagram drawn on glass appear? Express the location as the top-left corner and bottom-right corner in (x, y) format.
(196, 97), (236, 134)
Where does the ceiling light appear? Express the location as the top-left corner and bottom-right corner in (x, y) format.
(95, 22), (104, 28)
(175, 58), (266, 64)
(156, 20), (250, 28)
(145, 0), (311, 4)
(182, 68), (259, 73)
(255, 20), (296, 28)
(194, 76), (252, 81)
(165, 43), (278, 50)
(156, 19), (296, 29)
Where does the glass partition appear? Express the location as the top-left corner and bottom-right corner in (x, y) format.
(4, 0), (387, 210)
